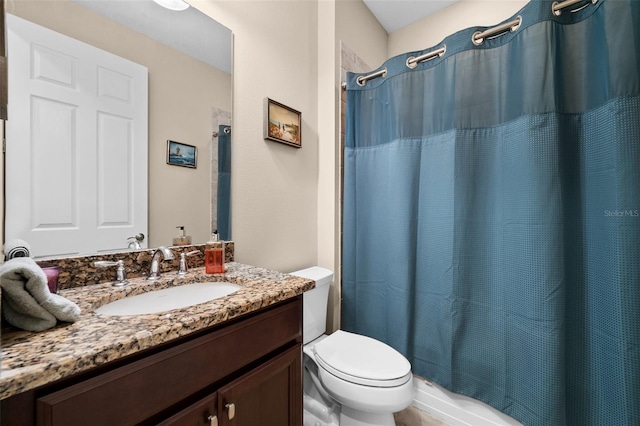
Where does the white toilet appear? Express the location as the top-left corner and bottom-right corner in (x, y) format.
(290, 266), (414, 426)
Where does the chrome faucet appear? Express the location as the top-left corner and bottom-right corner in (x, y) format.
(147, 246), (175, 280)
(94, 260), (129, 287)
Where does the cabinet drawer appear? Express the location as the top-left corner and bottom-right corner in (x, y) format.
(36, 298), (302, 426)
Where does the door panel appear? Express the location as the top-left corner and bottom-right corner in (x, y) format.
(30, 97), (77, 229)
(97, 112), (132, 225)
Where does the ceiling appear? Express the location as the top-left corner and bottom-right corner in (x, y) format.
(72, 0), (458, 72)
(72, 0), (232, 74)
(362, 0), (460, 33)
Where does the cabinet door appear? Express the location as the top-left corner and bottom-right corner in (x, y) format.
(218, 345), (302, 426)
(157, 392), (218, 426)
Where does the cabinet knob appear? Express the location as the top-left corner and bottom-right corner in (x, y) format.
(207, 415), (218, 426)
(225, 403), (236, 420)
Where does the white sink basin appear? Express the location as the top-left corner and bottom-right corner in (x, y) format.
(95, 282), (241, 316)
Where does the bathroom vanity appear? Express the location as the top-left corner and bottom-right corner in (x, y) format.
(0, 262), (314, 426)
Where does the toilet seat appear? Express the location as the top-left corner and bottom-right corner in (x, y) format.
(313, 330), (412, 388)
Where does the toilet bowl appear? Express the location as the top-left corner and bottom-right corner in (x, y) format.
(304, 330), (414, 426)
(290, 267), (414, 426)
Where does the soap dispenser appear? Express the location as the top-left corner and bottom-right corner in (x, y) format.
(205, 230), (225, 274)
(173, 226), (192, 246)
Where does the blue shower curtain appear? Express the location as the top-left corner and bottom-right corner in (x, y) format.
(342, 1), (640, 425)
(217, 125), (231, 241)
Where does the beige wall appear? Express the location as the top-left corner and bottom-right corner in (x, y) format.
(194, 1), (320, 272)
(194, 0), (387, 332)
(317, 0), (339, 328)
(388, 0), (529, 58)
(5, 0), (231, 249)
(336, 0), (388, 71)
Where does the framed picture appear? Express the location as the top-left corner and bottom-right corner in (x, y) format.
(166, 140), (197, 168)
(264, 98), (302, 148)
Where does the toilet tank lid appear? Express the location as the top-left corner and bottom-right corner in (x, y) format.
(289, 266), (333, 288)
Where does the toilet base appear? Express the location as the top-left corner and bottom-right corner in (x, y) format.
(303, 394), (339, 426)
(340, 406), (395, 426)
(303, 402), (395, 426)
(303, 334), (412, 426)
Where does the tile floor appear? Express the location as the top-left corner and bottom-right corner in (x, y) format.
(394, 406), (450, 426)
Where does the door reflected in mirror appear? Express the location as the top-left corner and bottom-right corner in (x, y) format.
(4, 0), (232, 258)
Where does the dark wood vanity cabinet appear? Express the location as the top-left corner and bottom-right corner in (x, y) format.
(1, 296), (303, 426)
(158, 345), (301, 426)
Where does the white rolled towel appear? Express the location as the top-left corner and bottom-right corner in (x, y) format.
(0, 257), (81, 331)
(3, 239), (31, 260)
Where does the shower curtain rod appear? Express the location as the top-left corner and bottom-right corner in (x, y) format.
(356, 68), (387, 86)
(553, 0), (598, 15)
(472, 16), (521, 45)
(406, 46), (446, 69)
(340, 0), (596, 89)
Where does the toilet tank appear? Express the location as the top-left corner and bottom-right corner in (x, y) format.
(289, 266), (333, 344)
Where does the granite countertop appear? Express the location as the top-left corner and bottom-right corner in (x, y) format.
(0, 262), (315, 400)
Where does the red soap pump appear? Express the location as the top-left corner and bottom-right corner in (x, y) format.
(205, 230), (225, 274)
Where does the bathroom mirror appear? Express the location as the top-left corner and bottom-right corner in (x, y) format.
(3, 0), (232, 258)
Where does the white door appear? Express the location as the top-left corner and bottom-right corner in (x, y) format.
(6, 14), (148, 258)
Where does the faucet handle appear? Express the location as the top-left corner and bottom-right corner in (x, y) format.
(177, 250), (201, 276)
(94, 260), (129, 287)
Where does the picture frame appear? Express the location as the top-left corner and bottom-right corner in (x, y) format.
(264, 98), (302, 148)
(166, 140), (197, 168)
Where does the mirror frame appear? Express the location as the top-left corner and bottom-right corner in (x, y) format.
(2, 0), (232, 258)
